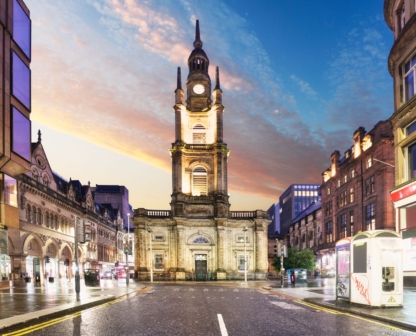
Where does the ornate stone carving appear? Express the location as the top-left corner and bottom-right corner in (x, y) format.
(39, 234), (48, 244)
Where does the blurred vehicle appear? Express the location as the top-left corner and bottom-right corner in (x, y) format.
(101, 271), (113, 279)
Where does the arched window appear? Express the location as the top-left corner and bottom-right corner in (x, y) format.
(192, 166), (207, 196)
(45, 212), (50, 228)
(192, 237), (209, 244)
(55, 215), (59, 230)
(32, 206), (36, 223)
(32, 168), (39, 181)
(192, 124), (206, 144)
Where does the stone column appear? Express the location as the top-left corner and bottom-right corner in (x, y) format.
(169, 225), (177, 271)
(216, 225), (227, 280)
(176, 226), (185, 280)
(255, 221), (268, 277)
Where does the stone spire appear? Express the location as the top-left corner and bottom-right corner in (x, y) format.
(37, 130), (42, 143)
(215, 66), (221, 90)
(193, 19), (202, 49)
(176, 67), (182, 90)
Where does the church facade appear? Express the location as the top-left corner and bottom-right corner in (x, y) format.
(133, 21), (270, 281)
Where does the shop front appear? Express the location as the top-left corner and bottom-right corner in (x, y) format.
(391, 181), (416, 286)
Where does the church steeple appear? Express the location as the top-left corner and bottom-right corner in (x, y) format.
(193, 20), (203, 49)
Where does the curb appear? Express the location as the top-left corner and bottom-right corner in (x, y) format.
(303, 298), (416, 332)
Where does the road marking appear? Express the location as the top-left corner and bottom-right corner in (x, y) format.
(271, 301), (304, 310)
(203, 289), (209, 292)
(294, 300), (414, 332)
(217, 314), (228, 336)
(2, 287), (152, 336)
(233, 289), (239, 292)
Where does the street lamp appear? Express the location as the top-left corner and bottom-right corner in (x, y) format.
(146, 227), (153, 282)
(243, 226), (248, 283)
(126, 213), (130, 286)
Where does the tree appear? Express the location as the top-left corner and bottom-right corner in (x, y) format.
(272, 247), (316, 273)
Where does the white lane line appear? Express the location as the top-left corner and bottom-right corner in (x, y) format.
(217, 314), (228, 336)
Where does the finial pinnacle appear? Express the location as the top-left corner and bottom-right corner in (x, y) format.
(215, 66), (221, 90)
(177, 67), (182, 90)
(193, 20), (203, 48)
(37, 129), (42, 143)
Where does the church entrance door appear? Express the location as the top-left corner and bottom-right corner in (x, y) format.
(195, 254), (207, 281)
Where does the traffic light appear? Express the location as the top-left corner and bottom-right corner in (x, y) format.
(124, 243), (129, 254)
(275, 241), (281, 256)
(280, 244), (287, 257)
(45, 256), (50, 263)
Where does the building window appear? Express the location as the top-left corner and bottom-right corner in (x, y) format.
(408, 143), (416, 180)
(192, 237), (209, 244)
(192, 124), (206, 144)
(154, 254), (164, 270)
(351, 169), (355, 178)
(343, 175), (347, 183)
(339, 214), (347, 239)
(154, 235), (164, 241)
(12, 52), (31, 110)
(325, 201), (332, 216)
(365, 203), (376, 231)
(236, 236), (248, 243)
(349, 188), (354, 203)
(327, 187), (331, 195)
(12, 107), (31, 161)
(238, 255), (248, 271)
(350, 211), (354, 236)
(340, 190), (347, 207)
(366, 157), (372, 169)
(192, 166), (207, 196)
(337, 180), (341, 188)
(326, 222), (333, 243)
(13, 0), (31, 58)
(404, 54), (416, 102)
(4, 175), (18, 207)
(365, 176), (375, 195)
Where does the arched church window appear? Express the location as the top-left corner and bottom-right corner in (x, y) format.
(37, 208), (42, 225)
(26, 204), (31, 222)
(192, 124), (206, 144)
(192, 166), (207, 196)
(192, 237), (209, 244)
(32, 205), (36, 223)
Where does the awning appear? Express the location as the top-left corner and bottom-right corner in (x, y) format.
(402, 228), (416, 239)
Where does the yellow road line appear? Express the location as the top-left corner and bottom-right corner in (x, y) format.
(294, 299), (415, 333)
(2, 287), (151, 336)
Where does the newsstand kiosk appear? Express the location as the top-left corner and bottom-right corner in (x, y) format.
(350, 230), (403, 307)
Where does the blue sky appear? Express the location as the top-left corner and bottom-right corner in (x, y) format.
(26, 0), (393, 211)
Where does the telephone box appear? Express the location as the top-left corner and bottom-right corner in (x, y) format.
(350, 230), (403, 307)
(335, 238), (351, 301)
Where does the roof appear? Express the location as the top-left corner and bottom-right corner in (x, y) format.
(95, 185), (122, 193)
(292, 201), (322, 224)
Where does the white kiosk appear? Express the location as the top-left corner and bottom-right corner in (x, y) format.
(350, 230), (403, 307)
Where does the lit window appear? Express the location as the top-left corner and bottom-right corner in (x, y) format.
(339, 214), (347, 239)
(12, 52), (31, 109)
(326, 222), (333, 243)
(192, 166), (207, 196)
(349, 188), (354, 203)
(337, 180), (340, 188)
(351, 169), (355, 178)
(12, 107), (31, 161)
(344, 175), (347, 183)
(365, 203), (375, 231)
(13, 0), (31, 58)
(366, 157), (372, 169)
(327, 187), (331, 195)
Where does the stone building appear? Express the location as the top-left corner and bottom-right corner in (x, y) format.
(0, 0), (32, 286)
(133, 21), (270, 281)
(11, 133), (126, 283)
(319, 121), (395, 272)
(384, 0), (416, 286)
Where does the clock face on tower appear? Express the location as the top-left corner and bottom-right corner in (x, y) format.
(193, 84), (205, 94)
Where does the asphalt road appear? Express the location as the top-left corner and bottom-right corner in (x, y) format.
(4, 283), (415, 336)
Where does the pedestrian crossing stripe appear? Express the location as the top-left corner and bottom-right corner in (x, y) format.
(388, 296), (396, 302)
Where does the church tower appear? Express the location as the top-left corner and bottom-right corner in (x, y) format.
(170, 20), (230, 218)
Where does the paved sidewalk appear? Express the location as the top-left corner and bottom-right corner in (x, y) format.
(264, 282), (416, 332)
(0, 279), (145, 332)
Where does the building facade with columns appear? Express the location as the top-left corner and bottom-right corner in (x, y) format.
(385, 0), (416, 286)
(10, 133), (126, 284)
(133, 21), (270, 281)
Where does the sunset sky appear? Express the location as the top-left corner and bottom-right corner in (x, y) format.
(26, 0), (393, 211)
